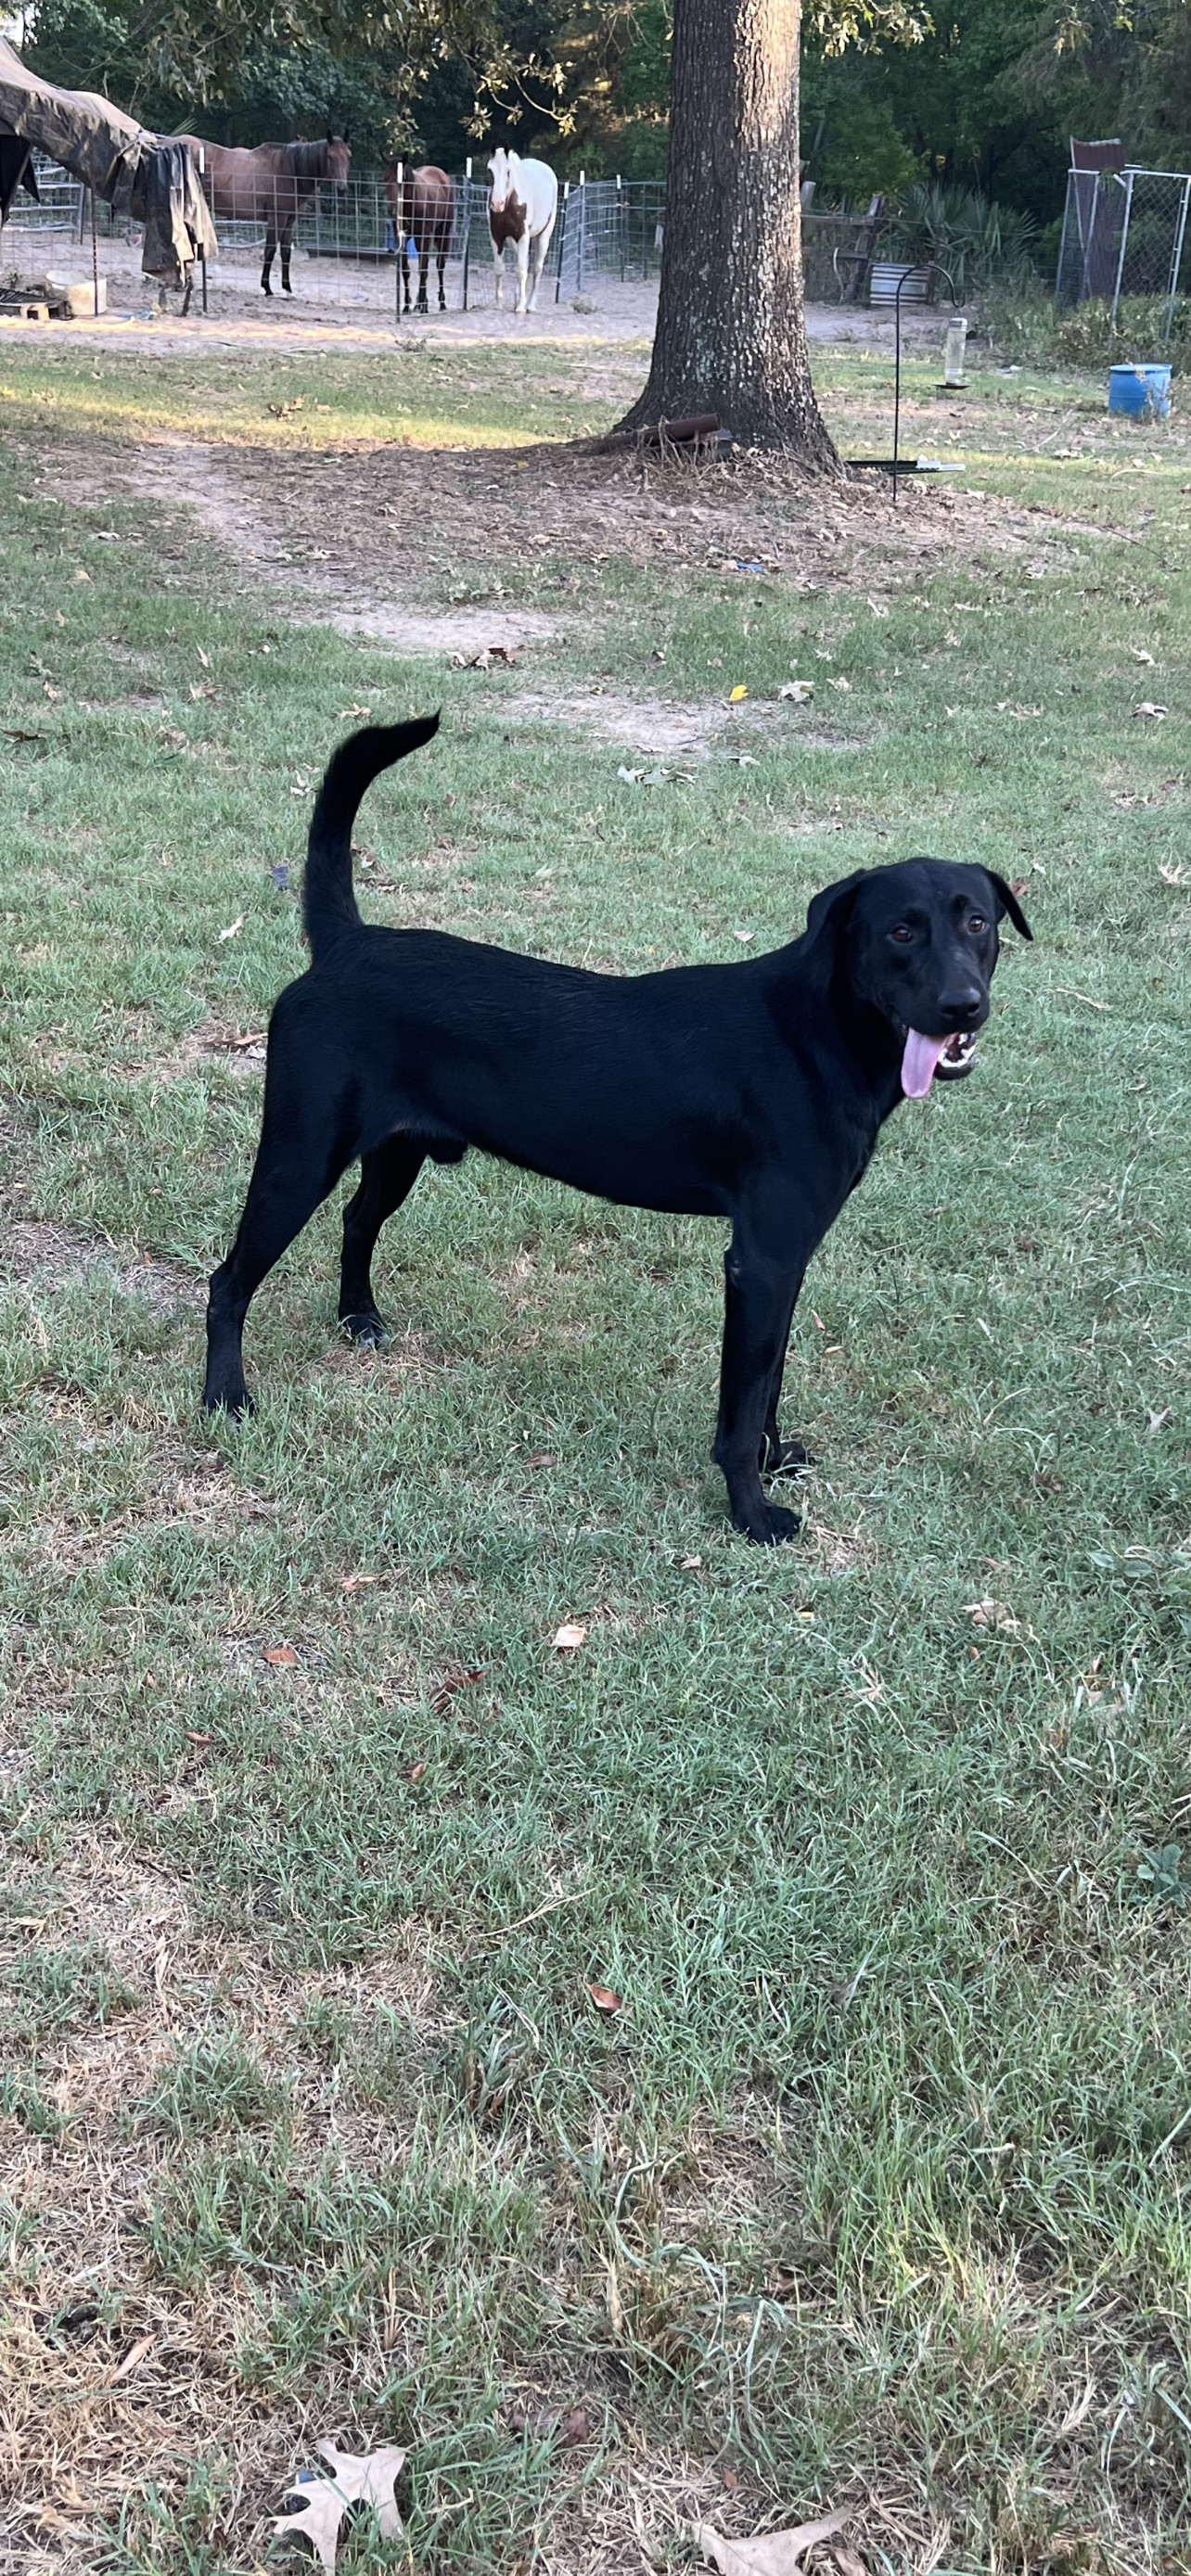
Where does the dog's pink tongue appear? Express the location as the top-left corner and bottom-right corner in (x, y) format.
(902, 1029), (950, 1100)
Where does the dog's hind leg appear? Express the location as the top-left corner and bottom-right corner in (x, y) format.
(203, 1090), (358, 1416)
(339, 1137), (427, 1345)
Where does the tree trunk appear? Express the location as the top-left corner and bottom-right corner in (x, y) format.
(619, 0), (838, 465)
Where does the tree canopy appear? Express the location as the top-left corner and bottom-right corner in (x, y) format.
(18, 0), (1191, 229)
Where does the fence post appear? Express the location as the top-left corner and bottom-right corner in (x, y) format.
(462, 158), (471, 311)
(1166, 176), (1191, 341)
(198, 144), (208, 313)
(556, 178), (570, 302)
(394, 160), (403, 322)
(1109, 167), (1134, 329)
(577, 169), (585, 295)
(618, 172), (625, 282)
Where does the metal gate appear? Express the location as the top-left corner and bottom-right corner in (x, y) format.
(1056, 161), (1191, 337)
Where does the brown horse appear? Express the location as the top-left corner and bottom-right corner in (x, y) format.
(384, 162), (454, 312)
(177, 135), (352, 296)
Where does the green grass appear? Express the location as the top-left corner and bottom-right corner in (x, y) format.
(1, 329), (1190, 2573)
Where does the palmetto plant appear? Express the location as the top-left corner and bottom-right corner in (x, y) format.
(891, 183), (1040, 297)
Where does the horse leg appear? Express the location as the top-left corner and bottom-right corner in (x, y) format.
(416, 233), (429, 313)
(437, 246), (447, 311)
(514, 235), (531, 315)
(280, 221), (293, 294)
(492, 238), (504, 309)
(181, 265), (193, 318)
(262, 223), (275, 295)
(527, 213), (556, 313)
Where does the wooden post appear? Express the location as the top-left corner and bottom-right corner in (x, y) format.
(198, 145), (208, 313)
(90, 181), (99, 318)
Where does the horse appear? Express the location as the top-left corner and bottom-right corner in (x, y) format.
(177, 135), (351, 296)
(487, 147), (557, 314)
(383, 162), (454, 312)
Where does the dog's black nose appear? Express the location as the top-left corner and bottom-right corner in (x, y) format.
(935, 988), (982, 1028)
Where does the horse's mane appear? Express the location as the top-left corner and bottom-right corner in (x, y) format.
(284, 140), (332, 177)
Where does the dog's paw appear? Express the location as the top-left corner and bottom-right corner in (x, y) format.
(734, 1498), (802, 1546)
(202, 1384), (254, 1420)
(340, 1307), (390, 1349)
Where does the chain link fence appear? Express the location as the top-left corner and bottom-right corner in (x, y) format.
(1056, 162), (1191, 336)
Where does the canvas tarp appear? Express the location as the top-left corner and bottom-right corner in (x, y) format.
(0, 32), (216, 286)
(0, 32), (145, 198)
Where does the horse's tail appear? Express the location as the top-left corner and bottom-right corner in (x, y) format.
(303, 714), (441, 961)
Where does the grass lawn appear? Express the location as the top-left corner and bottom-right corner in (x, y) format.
(1, 324), (1190, 2576)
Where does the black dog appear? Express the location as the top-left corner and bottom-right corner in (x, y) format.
(204, 717), (1031, 1542)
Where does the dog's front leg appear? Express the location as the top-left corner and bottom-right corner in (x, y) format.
(713, 1231), (806, 1544)
(760, 1291), (813, 1476)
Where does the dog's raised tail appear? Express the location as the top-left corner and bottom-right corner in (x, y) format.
(303, 713), (441, 960)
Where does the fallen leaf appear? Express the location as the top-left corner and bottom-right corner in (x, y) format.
(827, 674), (852, 692)
(110, 2333), (154, 2383)
(728, 684), (749, 703)
(722, 2467), (740, 2493)
(1159, 864), (1185, 886)
(526, 1449), (554, 1468)
(1133, 702), (1168, 720)
(263, 1644), (299, 1666)
(559, 2404), (591, 2445)
(2, 727), (44, 742)
(432, 1664), (485, 1712)
(274, 2442), (406, 2574)
(617, 765), (645, 784)
(226, 1028), (266, 1051)
(735, 929), (754, 943)
(340, 1573), (378, 1594)
(697, 2507), (850, 2572)
(186, 1729), (212, 1746)
(964, 1597), (1021, 1637)
(1010, 877), (1029, 898)
(337, 704), (372, 721)
(217, 915), (244, 944)
(450, 644), (519, 671)
(197, 645), (211, 669)
(159, 726), (188, 752)
(681, 1553), (702, 1569)
(780, 681), (814, 703)
(553, 1622), (587, 1651)
(587, 1982), (622, 2012)
(1129, 645), (1156, 664)
(408, 1761), (427, 1784)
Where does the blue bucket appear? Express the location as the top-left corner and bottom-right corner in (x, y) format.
(1108, 363), (1172, 419)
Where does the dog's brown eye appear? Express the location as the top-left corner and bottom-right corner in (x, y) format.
(967, 912), (987, 934)
(890, 925), (914, 944)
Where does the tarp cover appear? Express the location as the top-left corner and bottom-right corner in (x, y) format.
(0, 33), (217, 284)
(0, 32), (144, 198)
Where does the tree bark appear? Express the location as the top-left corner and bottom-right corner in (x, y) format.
(618, 0), (839, 465)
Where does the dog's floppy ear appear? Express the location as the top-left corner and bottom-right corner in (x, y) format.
(984, 871), (1032, 940)
(802, 868), (867, 947)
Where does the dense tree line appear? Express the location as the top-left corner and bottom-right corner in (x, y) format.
(20, 0), (1191, 226)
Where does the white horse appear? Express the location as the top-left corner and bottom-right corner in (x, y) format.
(487, 147), (558, 315)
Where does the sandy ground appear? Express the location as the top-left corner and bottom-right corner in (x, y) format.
(2, 224), (959, 359)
